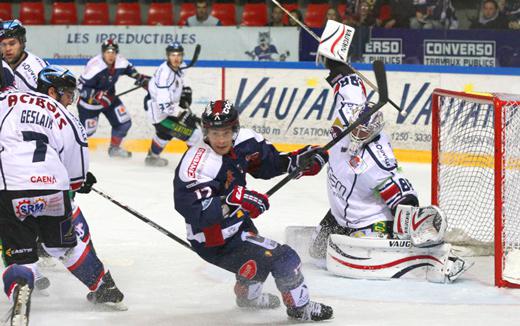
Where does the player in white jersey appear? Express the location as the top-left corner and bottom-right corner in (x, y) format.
(308, 59), (469, 283)
(0, 19), (48, 92)
(143, 41), (202, 167)
(0, 66), (125, 325)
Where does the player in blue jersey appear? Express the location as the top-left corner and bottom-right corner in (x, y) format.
(174, 99), (333, 321)
(77, 39), (150, 158)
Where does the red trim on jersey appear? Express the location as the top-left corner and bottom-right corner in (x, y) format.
(202, 223), (225, 247)
(334, 83), (340, 94)
(71, 181), (83, 191)
(360, 79), (367, 97)
(330, 254), (441, 270)
(67, 244), (91, 271)
(380, 183), (400, 201)
(72, 207), (81, 220)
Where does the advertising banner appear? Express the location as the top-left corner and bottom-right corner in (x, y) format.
(300, 27), (520, 68)
(28, 26), (299, 62)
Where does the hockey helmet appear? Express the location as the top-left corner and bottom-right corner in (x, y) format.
(346, 102), (384, 154)
(101, 39), (119, 53)
(166, 41), (184, 55)
(37, 65), (78, 102)
(202, 100), (240, 135)
(0, 20), (26, 43)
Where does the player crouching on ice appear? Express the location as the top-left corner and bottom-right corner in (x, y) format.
(308, 57), (472, 283)
(174, 100), (333, 321)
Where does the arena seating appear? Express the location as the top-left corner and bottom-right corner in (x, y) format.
(282, 2), (299, 25)
(211, 3), (236, 26)
(304, 3), (329, 28)
(241, 3), (268, 26)
(147, 2), (174, 25)
(51, 1), (78, 25)
(178, 2), (196, 26)
(19, 1), (46, 25)
(115, 1), (142, 25)
(83, 2), (110, 25)
(0, 2), (12, 21)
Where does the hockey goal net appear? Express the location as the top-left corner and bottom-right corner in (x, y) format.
(431, 89), (520, 288)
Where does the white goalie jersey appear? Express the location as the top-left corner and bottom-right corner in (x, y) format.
(327, 73), (416, 229)
(0, 90), (89, 191)
(145, 61), (188, 124)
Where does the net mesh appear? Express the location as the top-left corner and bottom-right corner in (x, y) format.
(435, 92), (520, 264)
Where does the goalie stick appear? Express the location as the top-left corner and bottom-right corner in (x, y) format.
(91, 187), (194, 252)
(116, 44), (201, 97)
(270, 0), (402, 114)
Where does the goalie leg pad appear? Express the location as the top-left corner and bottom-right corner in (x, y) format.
(326, 235), (471, 282)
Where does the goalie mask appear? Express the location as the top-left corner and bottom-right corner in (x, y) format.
(346, 102), (384, 155)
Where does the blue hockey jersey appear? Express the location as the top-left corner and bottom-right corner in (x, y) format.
(174, 128), (286, 251)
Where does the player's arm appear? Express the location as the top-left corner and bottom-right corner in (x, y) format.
(125, 61), (150, 88)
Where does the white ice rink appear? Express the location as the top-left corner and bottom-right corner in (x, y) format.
(2, 150), (520, 326)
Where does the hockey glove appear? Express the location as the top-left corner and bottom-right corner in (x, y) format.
(225, 185), (269, 219)
(178, 110), (201, 129)
(94, 91), (114, 109)
(77, 172), (97, 194)
(286, 145), (329, 179)
(179, 86), (192, 109)
(134, 74), (151, 89)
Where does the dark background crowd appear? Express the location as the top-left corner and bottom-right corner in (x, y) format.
(3, 0), (520, 30)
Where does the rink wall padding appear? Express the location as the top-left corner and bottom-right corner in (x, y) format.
(50, 60), (520, 163)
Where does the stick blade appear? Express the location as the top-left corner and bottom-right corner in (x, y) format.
(372, 60), (388, 103)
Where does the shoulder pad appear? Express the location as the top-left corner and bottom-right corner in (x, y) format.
(153, 62), (175, 88)
(234, 129), (265, 147)
(24, 52), (48, 68)
(178, 143), (222, 183)
(114, 55), (131, 69)
(81, 55), (106, 80)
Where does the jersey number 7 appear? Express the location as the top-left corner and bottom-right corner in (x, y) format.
(22, 131), (49, 162)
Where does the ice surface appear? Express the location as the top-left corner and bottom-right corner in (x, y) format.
(2, 151), (520, 325)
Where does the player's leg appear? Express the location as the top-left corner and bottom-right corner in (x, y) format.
(145, 123), (174, 167)
(77, 103), (102, 138)
(103, 99), (132, 158)
(41, 198), (125, 308)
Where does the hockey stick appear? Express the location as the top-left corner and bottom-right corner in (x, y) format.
(91, 187), (194, 252)
(116, 44), (201, 97)
(271, 0), (401, 114)
(265, 60), (388, 197)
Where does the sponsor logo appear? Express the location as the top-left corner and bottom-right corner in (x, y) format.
(412, 213), (433, 230)
(15, 198), (47, 218)
(30, 175), (57, 184)
(5, 248), (33, 257)
(423, 40), (496, 67)
(187, 148), (206, 178)
(363, 38), (404, 64)
(8, 94), (68, 129)
(238, 260), (257, 279)
(389, 240), (411, 248)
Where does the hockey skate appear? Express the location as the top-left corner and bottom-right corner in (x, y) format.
(236, 293), (281, 310)
(108, 145), (132, 158)
(145, 152), (168, 167)
(286, 301), (333, 321)
(86, 272), (127, 311)
(445, 254), (474, 283)
(7, 280), (32, 326)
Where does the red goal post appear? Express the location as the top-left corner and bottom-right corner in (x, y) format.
(431, 88), (520, 288)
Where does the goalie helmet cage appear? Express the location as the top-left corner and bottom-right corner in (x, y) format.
(431, 88), (520, 288)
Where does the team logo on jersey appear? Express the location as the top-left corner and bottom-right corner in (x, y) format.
(14, 198), (47, 220)
(348, 155), (368, 174)
(238, 259), (257, 280)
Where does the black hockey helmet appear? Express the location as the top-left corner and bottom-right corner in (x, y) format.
(37, 65), (78, 101)
(0, 19), (26, 44)
(202, 100), (240, 135)
(101, 39), (119, 53)
(166, 41), (184, 55)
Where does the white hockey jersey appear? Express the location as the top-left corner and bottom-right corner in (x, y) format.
(0, 90), (89, 191)
(10, 51), (48, 92)
(326, 73), (416, 229)
(145, 61), (188, 124)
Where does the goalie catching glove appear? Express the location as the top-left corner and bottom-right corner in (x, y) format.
(283, 145), (328, 179)
(226, 185), (269, 218)
(393, 204), (447, 247)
